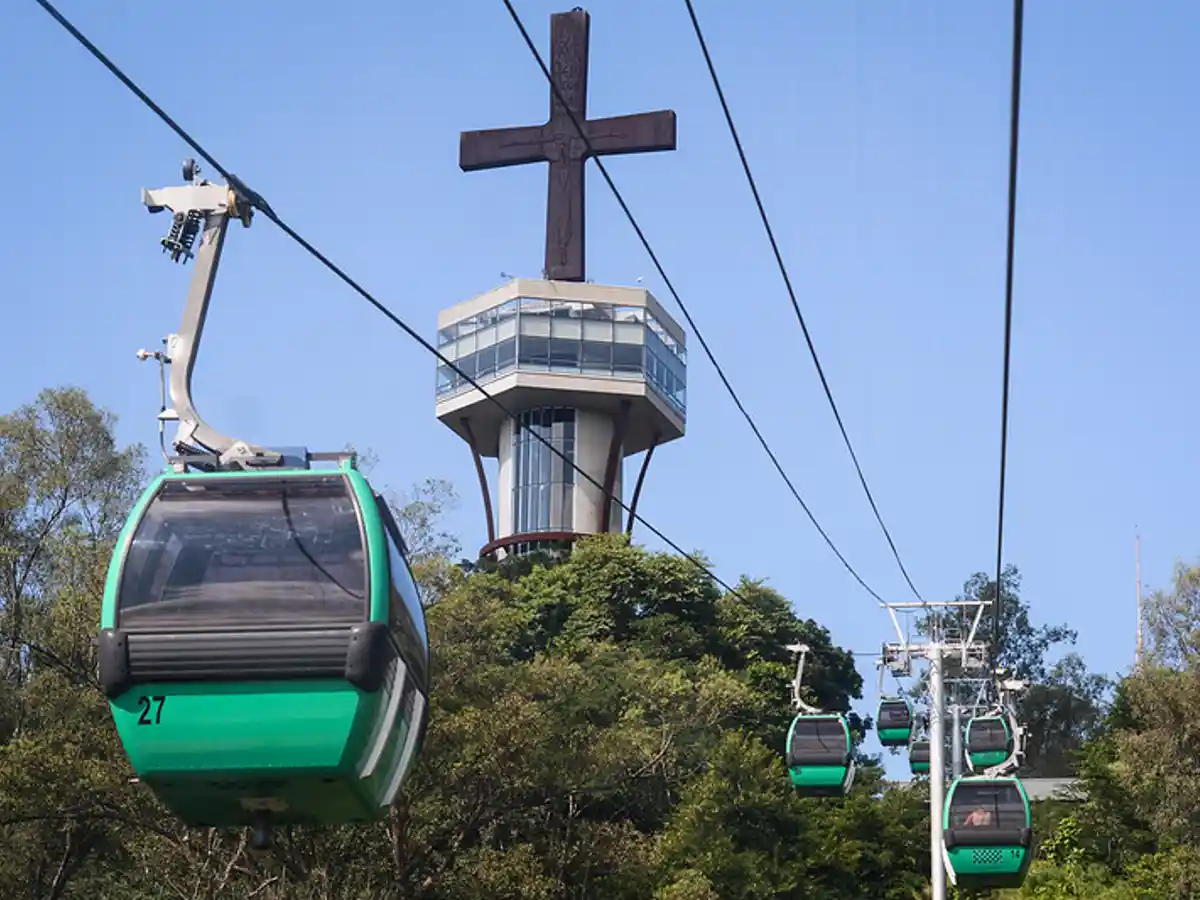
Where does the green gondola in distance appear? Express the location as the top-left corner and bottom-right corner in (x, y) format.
(876, 697), (914, 747)
(908, 738), (930, 774)
(97, 459), (430, 837)
(965, 715), (1013, 769)
(785, 713), (855, 796)
(942, 775), (1033, 890)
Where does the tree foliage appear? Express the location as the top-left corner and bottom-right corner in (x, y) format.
(995, 561), (1200, 899)
(1143, 561), (1200, 669)
(5, 387), (1191, 899)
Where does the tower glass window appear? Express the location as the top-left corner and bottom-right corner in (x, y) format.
(436, 298), (687, 418)
(512, 408), (576, 535)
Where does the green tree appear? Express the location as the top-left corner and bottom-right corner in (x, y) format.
(1109, 563), (1200, 856)
(1112, 668), (1200, 848)
(1020, 654), (1111, 778)
(0, 386), (147, 899)
(1143, 560), (1200, 669)
(1015, 559), (1200, 899)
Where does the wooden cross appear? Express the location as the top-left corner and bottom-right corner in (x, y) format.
(460, 7), (677, 282)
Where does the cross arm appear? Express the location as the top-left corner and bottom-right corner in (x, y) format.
(460, 124), (550, 171)
(583, 110), (677, 157)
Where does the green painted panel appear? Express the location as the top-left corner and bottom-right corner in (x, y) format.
(144, 772), (380, 829)
(368, 709), (414, 807)
(110, 680), (370, 774)
(947, 846), (1030, 890)
(878, 727), (912, 745)
(968, 749), (1009, 767)
(788, 764), (849, 790)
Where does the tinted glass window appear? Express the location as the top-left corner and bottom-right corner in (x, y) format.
(497, 337), (516, 370)
(435, 300), (688, 419)
(518, 336), (550, 367)
(581, 340), (612, 371)
(118, 476), (367, 628)
(390, 545), (428, 658)
(967, 718), (1010, 753)
(612, 343), (643, 373)
(787, 716), (849, 765)
(375, 497), (430, 671)
(910, 740), (930, 763)
(549, 337), (581, 369)
(512, 408), (575, 534)
(949, 781), (1027, 831)
(878, 701), (912, 729)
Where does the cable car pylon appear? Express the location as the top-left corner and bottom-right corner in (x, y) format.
(877, 596), (998, 900)
(945, 671), (1031, 890)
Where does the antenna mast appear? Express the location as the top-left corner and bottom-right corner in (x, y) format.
(1136, 531), (1143, 665)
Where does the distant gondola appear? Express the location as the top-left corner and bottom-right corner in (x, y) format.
(876, 697), (914, 747)
(965, 715), (1013, 769)
(908, 738), (930, 775)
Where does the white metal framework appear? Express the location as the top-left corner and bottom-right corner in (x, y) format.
(786, 643), (820, 715)
(875, 598), (1027, 900)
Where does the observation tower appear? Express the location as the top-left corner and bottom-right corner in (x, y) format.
(437, 7), (687, 559)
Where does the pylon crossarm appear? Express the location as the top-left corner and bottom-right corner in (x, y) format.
(886, 604), (906, 647)
(963, 600), (988, 665)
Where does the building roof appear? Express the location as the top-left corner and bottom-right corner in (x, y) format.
(883, 777), (1086, 802)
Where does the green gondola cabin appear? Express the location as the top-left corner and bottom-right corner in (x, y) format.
(965, 715), (1013, 769)
(785, 713), (855, 796)
(876, 698), (914, 747)
(943, 776), (1033, 889)
(97, 461), (430, 834)
(909, 738), (930, 774)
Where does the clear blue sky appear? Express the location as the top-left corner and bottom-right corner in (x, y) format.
(3, 1), (1197, 776)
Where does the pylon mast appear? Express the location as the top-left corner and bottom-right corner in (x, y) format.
(1136, 532), (1143, 665)
(878, 596), (1023, 900)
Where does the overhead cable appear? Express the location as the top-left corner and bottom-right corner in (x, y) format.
(992, 0), (1025, 648)
(681, 0), (923, 603)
